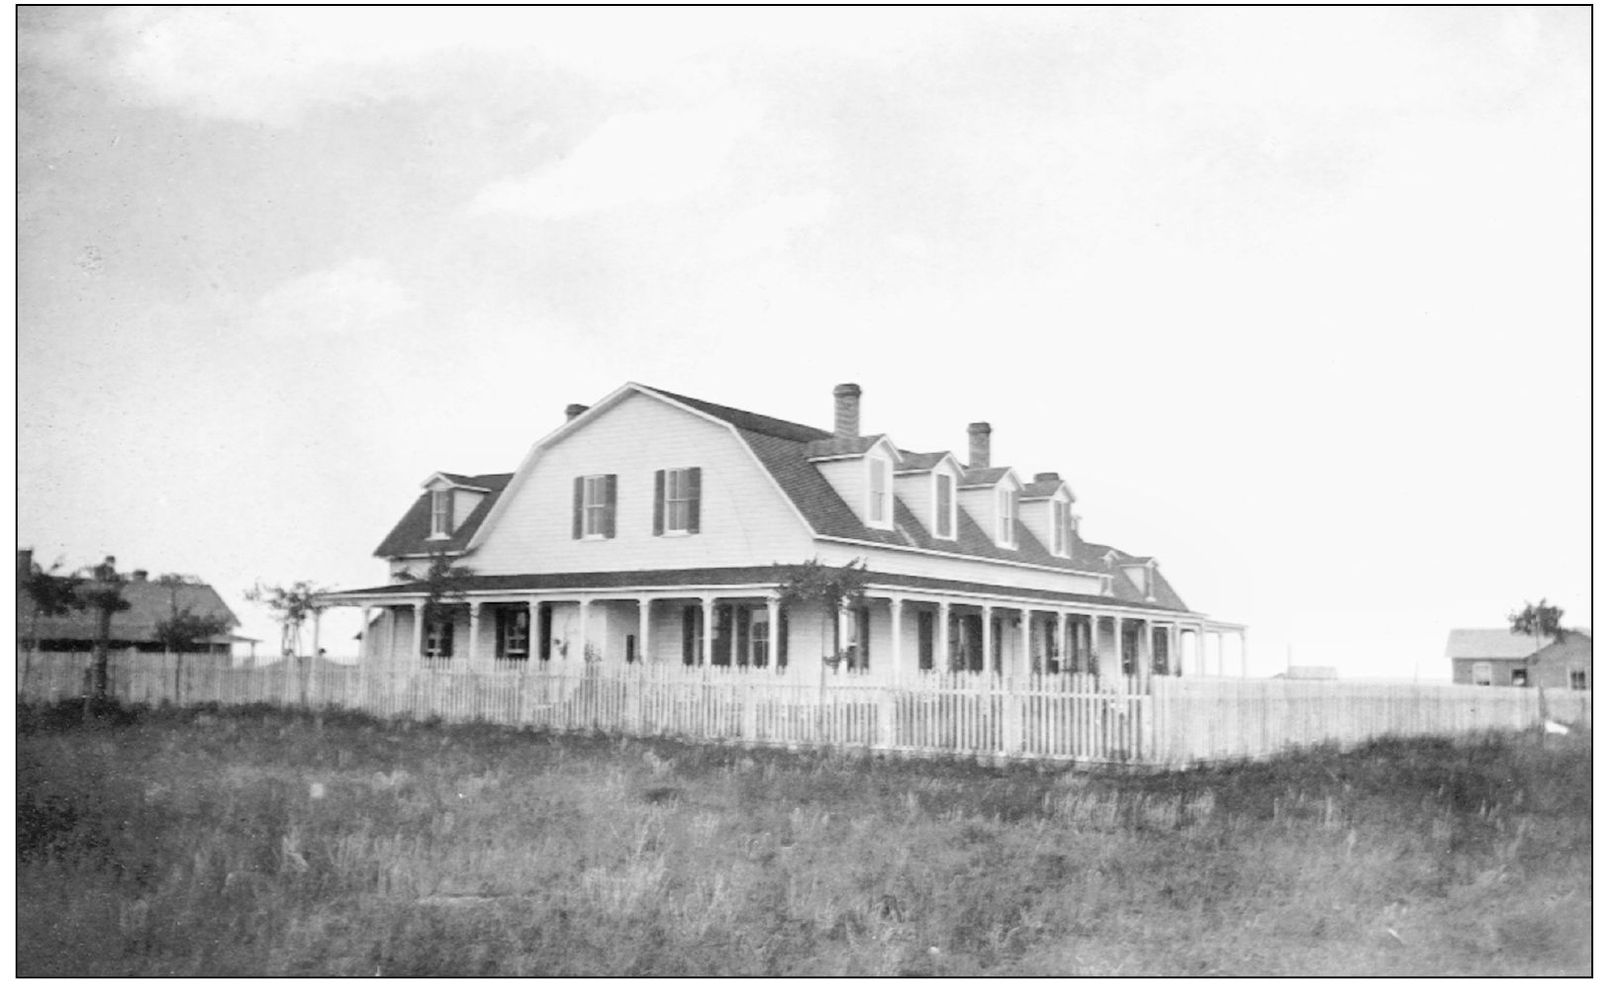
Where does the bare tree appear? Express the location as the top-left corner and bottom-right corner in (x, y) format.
(245, 580), (328, 657)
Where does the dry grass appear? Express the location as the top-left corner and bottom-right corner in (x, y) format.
(16, 701), (1591, 976)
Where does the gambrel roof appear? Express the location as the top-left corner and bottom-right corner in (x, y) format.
(369, 384), (1192, 612)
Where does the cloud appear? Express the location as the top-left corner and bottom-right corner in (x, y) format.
(467, 97), (760, 220)
(709, 191), (835, 258)
(245, 259), (415, 341)
(78, 8), (987, 126)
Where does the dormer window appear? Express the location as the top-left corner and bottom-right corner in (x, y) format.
(933, 470), (956, 539)
(429, 489), (451, 538)
(996, 482), (1016, 548)
(866, 454), (892, 527)
(1052, 498), (1071, 557)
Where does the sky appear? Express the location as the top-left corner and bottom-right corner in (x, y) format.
(13, 7), (1594, 680)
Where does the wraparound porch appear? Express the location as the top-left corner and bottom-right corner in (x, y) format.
(313, 574), (1247, 684)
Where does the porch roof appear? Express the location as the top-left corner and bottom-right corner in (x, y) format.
(323, 566), (1204, 616)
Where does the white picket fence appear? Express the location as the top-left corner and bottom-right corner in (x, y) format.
(15, 650), (1592, 767)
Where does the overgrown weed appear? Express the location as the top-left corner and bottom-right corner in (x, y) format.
(16, 705), (1590, 975)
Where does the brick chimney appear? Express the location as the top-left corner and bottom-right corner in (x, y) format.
(1034, 472), (1060, 483)
(833, 383), (862, 438)
(564, 403), (589, 421)
(132, 569), (149, 582)
(967, 422), (992, 469)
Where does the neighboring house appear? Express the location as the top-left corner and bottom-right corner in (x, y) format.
(1271, 666), (1338, 681)
(1444, 628), (1592, 690)
(15, 551), (252, 654)
(321, 383), (1246, 680)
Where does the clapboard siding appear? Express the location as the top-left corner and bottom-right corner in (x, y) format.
(894, 468), (952, 540)
(1017, 496), (1060, 554)
(816, 455), (873, 525)
(468, 393), (815, 575)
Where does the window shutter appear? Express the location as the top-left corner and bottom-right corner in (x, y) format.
(603, 475), (617, 538)
(777, 604), (789, 667)
(653, 471), (665, 535)
(688, 467), (702, 533)
(572, 477), (583, 539)
(540, 605), (552, 662)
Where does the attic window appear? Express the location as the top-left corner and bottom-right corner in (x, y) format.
(995, 483), (1016, 548)
(933, 470), (956, 540)
(1052, 498), (1071, 557)
(429, 489), (451, 538)
(866, 454), (892, 527)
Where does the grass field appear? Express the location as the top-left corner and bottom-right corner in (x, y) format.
(16, 702), (1591, 976)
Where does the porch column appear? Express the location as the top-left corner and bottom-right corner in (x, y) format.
(1196, 623), (1206, 676)
(582, 598), (599, 664)
(528, 600), (542, 667)
(1019, 607), (1032, 678)
(1086, 615), (1097, 675)
(468, 601), (483, 664)
(838, 596), (853, 669)
(638, 598), (653, 665)
(730, 601), (743, 667)
(1167, 623), (1179, 676)
(1111, 614), (1124, 682)
(980, 604), (993, 675)
(310, 608), (323, 660)
(767, 595), (781, 670)
(936, 602), (949, 672)
(384, 607), (396, 660)
(1217, 630), (1227, 677)
(411, 600), (425, 657)
(880, 598), (901, 748)
(700, 597), (714, 666)
(889, 598), (904, 683)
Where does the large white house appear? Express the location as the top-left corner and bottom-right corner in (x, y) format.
(321, 383), (1245, 681)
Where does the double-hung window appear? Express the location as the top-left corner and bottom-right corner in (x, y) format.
(571, 474), (617, 539)
(933, 472), (955, 539)
(424, 616), (454, 658)
(996, 484), (1016, 547)
(583, 475), (609, 537)
(866, 456), (891, 526)
(499, 606), (529, 658)
(1052, 499), (1071, 556)
(429, 489), (451, 538)
(656, 467), (702, 535)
